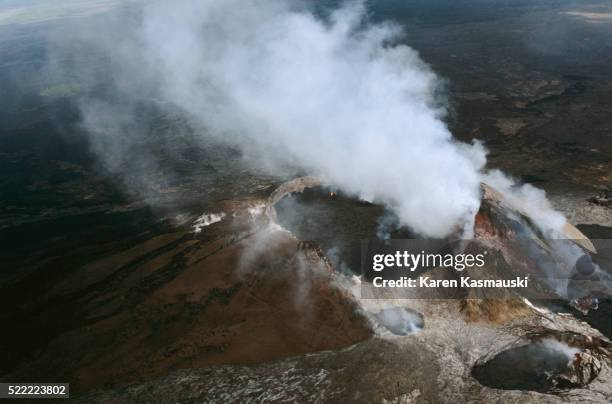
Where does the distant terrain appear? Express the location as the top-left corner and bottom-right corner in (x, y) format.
(0, 0), (610, 399)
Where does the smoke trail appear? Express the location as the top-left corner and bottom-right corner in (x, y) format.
(483, 169), (566, 234)
(59, 0), (489, 237)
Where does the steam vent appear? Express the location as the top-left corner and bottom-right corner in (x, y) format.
(63, 176), (612, 403)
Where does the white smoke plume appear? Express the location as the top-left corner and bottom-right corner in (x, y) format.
(50, 0), (568, 237)
(59, 0), (485, 237)
(483, 169), (566, 234)
(538, 338), (580, 364)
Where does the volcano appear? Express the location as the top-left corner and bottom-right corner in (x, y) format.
(16, 175), (601, 403)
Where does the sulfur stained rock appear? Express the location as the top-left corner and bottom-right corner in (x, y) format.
(553, 351), (602, 389)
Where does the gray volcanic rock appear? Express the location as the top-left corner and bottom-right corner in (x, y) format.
(555, 351), (602, 389)
(74, 303), (612, 403)
(72, 178), (612, 403)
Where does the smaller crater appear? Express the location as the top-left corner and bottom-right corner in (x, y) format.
(472, 338), (601, 393)
(375, 307), (424, 335)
